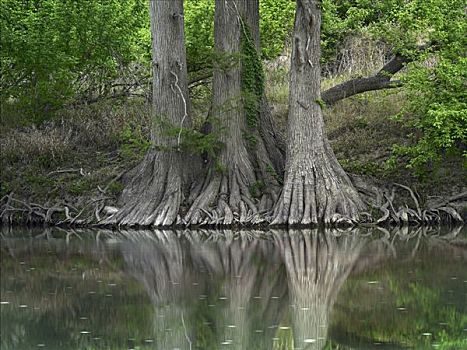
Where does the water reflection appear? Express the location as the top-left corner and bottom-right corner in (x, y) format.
(119, 230), (287, 349)
(1, 226), (466, 349)
(122, 232), (194, 349)
(274, 230), (366, 349)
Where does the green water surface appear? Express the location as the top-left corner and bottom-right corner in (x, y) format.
(1, 227), (466, 350)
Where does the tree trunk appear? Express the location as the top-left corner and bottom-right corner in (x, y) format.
(271, 0), (366, 226)
(184, 0), (279, 226)
(245, 1), (287, 176)
(105, 0), (191, 226)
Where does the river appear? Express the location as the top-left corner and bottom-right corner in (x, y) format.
(1, 226), (466, 349)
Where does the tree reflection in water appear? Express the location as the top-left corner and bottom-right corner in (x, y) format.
(121, 230), (197, 350)
(115, 226), (464, 350)
(274, 229), (366, 350)
(120, 230), (288, 349)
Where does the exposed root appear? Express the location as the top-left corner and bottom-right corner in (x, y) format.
(355, 181), (466, 226)
(103, 150), (183, 227)
(271, 158), (366, 226)
(0, 193), (109, 226)
(183, 166), (272, 226)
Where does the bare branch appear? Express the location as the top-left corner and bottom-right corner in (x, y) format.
(321, 54), (409, 105)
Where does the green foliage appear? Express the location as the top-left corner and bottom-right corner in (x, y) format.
(266, 163), (282, 184)
(184, 0), (215, 74)
(327, 0), (466, 174)
(259, 0), (295, 59)
(104, 181), (124, 197)
(68, 177), (96, 196)
(249, 181), (265, 198)
(177, 127), (224, 160)
(315, 99), (326, 109)
(240, 23), (264, 134)
(0, 0), (149, 122)
(118, 124), (151, 161)
(385, 0), (467, 172)
(155, 116), (224, 160)
(24, 173), (55, 197)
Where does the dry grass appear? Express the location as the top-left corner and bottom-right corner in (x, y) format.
(0, 100), (151, 166)
(324, 90), (409, 164)
(322, 34), (389, 79)
(0, 100), (152, 204)
(1, 126), (73, 166)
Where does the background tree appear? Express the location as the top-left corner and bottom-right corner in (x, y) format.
(0, 0), (149, 122)
(105, 0), (191, 226)
(272, 0), (366, 226)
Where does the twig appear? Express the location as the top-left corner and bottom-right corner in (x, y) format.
(47, 168), (86, 176)
(181, 312), (192, 350)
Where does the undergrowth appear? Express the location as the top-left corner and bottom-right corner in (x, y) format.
(0, 100), (151, 203)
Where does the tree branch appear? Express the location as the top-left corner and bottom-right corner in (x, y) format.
(321, 54), (410, 106)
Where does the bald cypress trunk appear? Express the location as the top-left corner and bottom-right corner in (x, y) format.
(105, 0), (191, 226)
(184, 0), (279, 226)
(272, 0), (365, 226)
(245, 0), (286, 177)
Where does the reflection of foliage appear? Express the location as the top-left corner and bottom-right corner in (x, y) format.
(332, 235), (467, 349)
(0, 235), (153, 350)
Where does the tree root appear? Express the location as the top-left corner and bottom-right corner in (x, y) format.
(0, 193), (110, 226)
(353, 180), (466, 226)
(1, 172), (464, 228)
(102, 151), (184, 227)
(271, 159), (366, 226)
(183, 166), (274, 226)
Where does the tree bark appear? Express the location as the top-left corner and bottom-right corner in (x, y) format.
(104, 0), (191, 226)
(245, 1), (287, 176)
(271, 0), (366, 226)
(184, 0), (279, 226)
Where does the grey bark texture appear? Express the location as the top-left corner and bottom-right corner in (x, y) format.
(271, 0), (366, 226)
(105, 0), (191, 226)
(184, 0), (279, 226)
(245, 1), (287, 176)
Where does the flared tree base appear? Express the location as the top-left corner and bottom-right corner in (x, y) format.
(184, 165), (277, 226)
(103, 149), (183, 227)
(271, 155), (366, 226)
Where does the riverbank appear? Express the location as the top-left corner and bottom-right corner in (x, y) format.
(1, 68), (466, 226)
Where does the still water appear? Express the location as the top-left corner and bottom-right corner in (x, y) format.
(1, 227), (466, 350)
